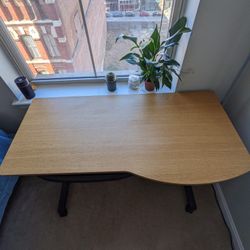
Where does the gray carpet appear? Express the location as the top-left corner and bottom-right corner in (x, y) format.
(0, 176), (231, 250)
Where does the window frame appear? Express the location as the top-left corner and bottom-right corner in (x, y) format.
(0, 0), (185, 86)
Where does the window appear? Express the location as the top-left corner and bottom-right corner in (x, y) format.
(21, 35), (41, 59)
(44, 0), (55, 4)
(37, 70), (50, 74)
(28, 26), (40, 40)
(1, 0), (10, 7)
(7, 27), (19, 40)
(43, 34), (60, 57)
(0, 0), (176, 80)
(13, 0), (23, 7)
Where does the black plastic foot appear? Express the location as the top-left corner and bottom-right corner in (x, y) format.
(57, 182), (70, 217)
(184, 186), (197, 213)
(58, 208), (67, 217)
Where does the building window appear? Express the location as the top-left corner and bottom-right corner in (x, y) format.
(13, 0), (23, 7)
(0, 0), (175, 78)
(37, 70), (50, 74)
(29, 26), (40, 39)
(43, 34), (60, 57)
(1, 0), (10, 7)
(44, 0), (55, 4)
(7, 27), (19, 40)
(21, 35), (41, 59)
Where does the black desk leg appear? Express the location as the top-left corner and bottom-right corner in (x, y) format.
(58, 182), (70, 217)
(184, 186), (197, 213)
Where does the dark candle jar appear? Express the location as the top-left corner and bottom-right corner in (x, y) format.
(106, 72), (117, 92)
(15, 76), (35, 100)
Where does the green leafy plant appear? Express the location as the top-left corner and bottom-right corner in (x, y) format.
(116, 17), (191, 90)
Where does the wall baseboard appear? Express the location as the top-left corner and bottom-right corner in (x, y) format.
(213, 183), (244, 250)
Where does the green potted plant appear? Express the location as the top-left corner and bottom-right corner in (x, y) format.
(116, 17), (191, 91)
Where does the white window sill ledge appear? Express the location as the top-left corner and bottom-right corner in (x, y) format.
(12, 82), (174, 106)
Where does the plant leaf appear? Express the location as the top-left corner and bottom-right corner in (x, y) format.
(169, 16), (187, 36)
(163, 59), (180, 67)
(116, 34), (138, 46)
(154, 78), (160, 90)
(145, 58), (158, 65)
(165, 33), (183, 45)
(170, 68), (182, 81)
(120, 52), (140, 61)
(130, 45), (138, 51)
(180, 27), (192, 33)
(125, 58), (138, 65)
(150, 25), (160, 50)
(141, 39), (155, 59)
(162, 42), (179, 49)
(138, 58), (147, 71)
(162, 71), (172, 89)
(166, 17), (191, 45)
(165, 70), (173, 81)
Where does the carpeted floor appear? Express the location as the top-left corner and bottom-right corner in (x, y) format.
(0, 176), (231, 250)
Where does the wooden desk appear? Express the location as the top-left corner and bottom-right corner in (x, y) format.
(1, 91), (249, 185)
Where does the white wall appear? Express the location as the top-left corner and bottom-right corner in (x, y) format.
(0, 46), (27, 132)
(0, 45), (23, 99)
(177, 0), (250, 101)
(177, 0), (250, 248)
(221, 59), (250, 249)
(223, 58), (250, 151)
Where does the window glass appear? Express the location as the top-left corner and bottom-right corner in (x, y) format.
(102, 0), (173, 74)
(0, 0), (94, 77)
(0, 0), (173, 78)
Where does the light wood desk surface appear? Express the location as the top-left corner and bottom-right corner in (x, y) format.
(0, 91), (249, 184)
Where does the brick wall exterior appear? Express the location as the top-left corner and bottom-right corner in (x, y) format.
(0, 0), (106, 76)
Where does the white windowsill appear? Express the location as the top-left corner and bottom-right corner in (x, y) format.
(12, 97), (32, 106)
(12, 82), (174, 106)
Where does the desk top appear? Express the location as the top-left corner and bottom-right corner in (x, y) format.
(1, 91), (249, 184)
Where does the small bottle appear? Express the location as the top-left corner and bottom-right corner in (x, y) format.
(106, 72), (117, 92)
(15, 76), (35, 100)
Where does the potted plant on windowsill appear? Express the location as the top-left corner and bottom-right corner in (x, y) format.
(116, 17), (191, 91)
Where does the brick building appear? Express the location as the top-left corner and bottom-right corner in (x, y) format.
(140, 0), (157, 10)
(105, 0), (139, 12)
(119, 0), (139, 11)
(0, 0), (106, 75)
(105, 0), (118, 11)
(105, 0), (171, 12)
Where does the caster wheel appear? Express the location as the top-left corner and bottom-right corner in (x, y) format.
(185, 204), (196, 213)
(58, 208), (67, 217)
